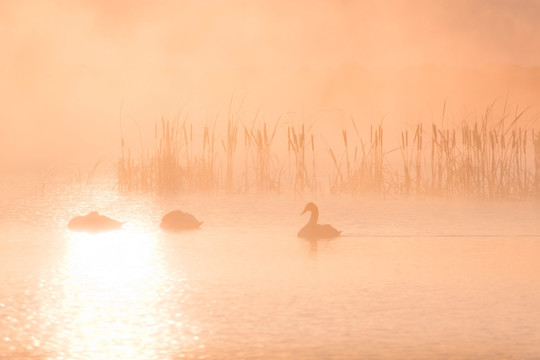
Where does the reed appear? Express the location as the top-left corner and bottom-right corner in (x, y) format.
(74, 157), (105, 192)
(244, 121), (281, 192)
(118, 116), (219, 194)
(155, 117), (182, 193)
(118, 104), (538, 198)
(394, 103), (535, 198)
(535, 130), (540, 195)
(287, 124), (317, 193)
(222, 120), (238, 191)
(329, 119), (386, 194)
(400, 124), (424, 194)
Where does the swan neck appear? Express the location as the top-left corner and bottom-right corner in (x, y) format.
(308, 208), (318, 225)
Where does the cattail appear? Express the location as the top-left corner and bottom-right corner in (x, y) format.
(287, 127), (291, 151)
(417, 124), (423, 151)
(406, 130), (409, 147)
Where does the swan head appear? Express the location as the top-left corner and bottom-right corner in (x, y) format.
(301, 202), (318, 215)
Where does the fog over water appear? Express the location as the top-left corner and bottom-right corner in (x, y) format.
(2, 2), (540, 359)
(1, 0), (540, 169)
(2, 178), (540, 359)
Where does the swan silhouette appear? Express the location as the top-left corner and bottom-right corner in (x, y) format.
(68, 211), (124, 233)
(160, 210), (203, 231)
(297, 202), (341, 239)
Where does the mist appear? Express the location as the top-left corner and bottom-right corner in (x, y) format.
(3, 2), (540, 358)
(1, 0), (540, 170)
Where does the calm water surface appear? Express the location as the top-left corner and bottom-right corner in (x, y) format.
(1, 175), (540, 359)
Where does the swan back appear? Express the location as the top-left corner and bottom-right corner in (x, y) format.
(160, 210), (202, 231)
(298, 223), (341, 239)
(68, 212), (124, 233)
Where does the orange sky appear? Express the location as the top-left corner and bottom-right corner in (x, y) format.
(1, 0), (539, 169)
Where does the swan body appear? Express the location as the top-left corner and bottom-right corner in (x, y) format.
(160, 210), (203, 231)
(297, 202), (341, 239)
(68, 211), (124, 233)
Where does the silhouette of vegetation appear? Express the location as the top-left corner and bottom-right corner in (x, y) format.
(328, 120), (385, 194)
(118, 103), (539, 199)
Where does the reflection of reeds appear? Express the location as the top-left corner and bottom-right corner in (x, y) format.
(118, 106), (538, 198)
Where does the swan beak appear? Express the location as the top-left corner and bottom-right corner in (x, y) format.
(300, 209), (306, 215)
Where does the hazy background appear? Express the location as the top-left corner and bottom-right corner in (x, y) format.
(1, 0), (540, 170)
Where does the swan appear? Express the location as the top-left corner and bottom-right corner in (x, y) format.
(297, 202), (341, 239)
(160, 210), (203, 231)
(68, 211), (124, 233)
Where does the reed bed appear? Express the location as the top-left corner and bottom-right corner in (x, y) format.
(118, 117), (219, 194)
(118, 107), (540, 199)
(287, 124), (317, 193)
(395, 104), (537, 198)
(244, 121), (282, 192)
(328, 120), (386, 194)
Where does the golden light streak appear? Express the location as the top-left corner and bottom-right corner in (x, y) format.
(55, 230), (174, 359)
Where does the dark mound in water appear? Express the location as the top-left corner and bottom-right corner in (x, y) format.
(160, 210), (203, 231)
(298, 202), (341, 239)
(68, 211), (124, 233)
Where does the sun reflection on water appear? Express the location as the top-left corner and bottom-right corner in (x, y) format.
(67, 230), (156, 287)
(52, 229), (196, 359)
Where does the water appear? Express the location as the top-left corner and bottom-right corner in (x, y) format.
(2, 175), (540, 359)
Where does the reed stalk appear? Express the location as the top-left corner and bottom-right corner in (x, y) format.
(117, 105), (537, 198)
